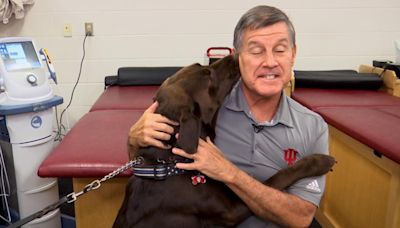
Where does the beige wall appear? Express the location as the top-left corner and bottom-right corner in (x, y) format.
(1, 0), (399, 129)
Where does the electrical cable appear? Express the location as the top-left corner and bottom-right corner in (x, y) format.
(0, 147), (11, 225)
(54, 34), (88, 141)
(53, 105), (63, 140)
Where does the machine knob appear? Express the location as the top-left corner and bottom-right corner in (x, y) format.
(26, 74), (38, 86)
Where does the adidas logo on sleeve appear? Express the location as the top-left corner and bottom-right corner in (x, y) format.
(306, 180), (321, 193)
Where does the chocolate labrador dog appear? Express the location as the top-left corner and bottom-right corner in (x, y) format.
(113, 55), (336, 228)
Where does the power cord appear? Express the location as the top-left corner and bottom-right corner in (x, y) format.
(54, 107), (63, 140)
(0, 147), (11, 225)
(54, 34), (88, 141)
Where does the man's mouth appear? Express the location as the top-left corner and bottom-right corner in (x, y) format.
(260, 74), (277, 80)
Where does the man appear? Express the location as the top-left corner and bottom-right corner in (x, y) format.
(129, 5), (328, 227)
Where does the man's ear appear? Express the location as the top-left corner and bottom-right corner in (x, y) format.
(177, 113), (201, 154)
(291, 45), (297, 65)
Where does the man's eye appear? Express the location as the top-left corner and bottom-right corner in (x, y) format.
(275, 46), (288, 53)
(249, 48), (264, 55)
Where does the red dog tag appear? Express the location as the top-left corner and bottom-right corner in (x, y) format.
(191, 174), (206, 185)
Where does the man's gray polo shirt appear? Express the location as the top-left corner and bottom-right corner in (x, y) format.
(214, 80), (329, 227)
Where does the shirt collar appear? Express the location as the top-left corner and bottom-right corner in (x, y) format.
(223, 80), (294, 128)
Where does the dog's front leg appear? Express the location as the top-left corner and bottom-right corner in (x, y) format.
(264, 154), (336, 190)
(218, 202), (252, 227)
(213, 154), (336, 227)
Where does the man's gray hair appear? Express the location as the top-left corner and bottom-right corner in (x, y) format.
(233, 5), (296, 51)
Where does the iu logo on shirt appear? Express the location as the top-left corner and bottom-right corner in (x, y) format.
(283, 148), (298, 166)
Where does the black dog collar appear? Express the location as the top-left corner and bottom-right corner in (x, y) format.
(133, 162), (186, 180)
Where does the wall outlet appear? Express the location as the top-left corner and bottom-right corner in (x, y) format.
(85, 22), (94, 36)
(64, 23), (72, 37)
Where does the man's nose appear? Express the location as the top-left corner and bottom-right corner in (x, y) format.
(262, 51), (278, 67)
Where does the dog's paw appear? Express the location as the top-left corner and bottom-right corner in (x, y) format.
(296, 154), (336, 177)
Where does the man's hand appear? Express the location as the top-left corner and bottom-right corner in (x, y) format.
(129, 102), (178, 149)
(172, 137), (239, 183)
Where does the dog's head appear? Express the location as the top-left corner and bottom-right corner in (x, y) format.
(191, 55), (240, 125)
(155, 56), (240, 154)
(208, 54), (240, 103)
(177, 55), (240, 153)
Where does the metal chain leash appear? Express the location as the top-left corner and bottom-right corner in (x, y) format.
(66, 157), (143, 203)
(7, 157), (143, 228)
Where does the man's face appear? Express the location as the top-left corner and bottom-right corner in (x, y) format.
(237, 22), (296, 100)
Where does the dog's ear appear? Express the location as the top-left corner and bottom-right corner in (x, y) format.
(203, 68), (218, 91)
(177, 112), (201, 154)
(192, 68), (218, 124)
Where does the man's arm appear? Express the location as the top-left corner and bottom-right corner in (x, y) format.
(128, 101), (178, 160)
(226, 164), (316, 227)
(173, 137), (316, 227)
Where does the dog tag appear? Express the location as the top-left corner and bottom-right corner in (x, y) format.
(191, 174), (206, 185)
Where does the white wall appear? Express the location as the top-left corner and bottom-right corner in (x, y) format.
(1, 0), (399, 129)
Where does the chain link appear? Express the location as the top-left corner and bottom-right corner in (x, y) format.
(66, 157), (143, 203)
(7, 158), (144, 227)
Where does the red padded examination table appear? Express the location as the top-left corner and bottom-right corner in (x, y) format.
(38, 86), (158, 178)
(89, 86), (158, 112)
(291, 87), (400, 228)
(293, 88), (400, 164)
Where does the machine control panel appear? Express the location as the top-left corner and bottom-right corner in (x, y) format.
(0, 37), (55, 104)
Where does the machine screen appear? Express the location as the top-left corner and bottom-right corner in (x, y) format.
(0, 41), (41, 71)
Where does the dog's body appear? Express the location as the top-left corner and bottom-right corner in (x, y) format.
(113, 55), (335, 228)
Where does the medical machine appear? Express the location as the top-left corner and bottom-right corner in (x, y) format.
(0, 37), (63, 227)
